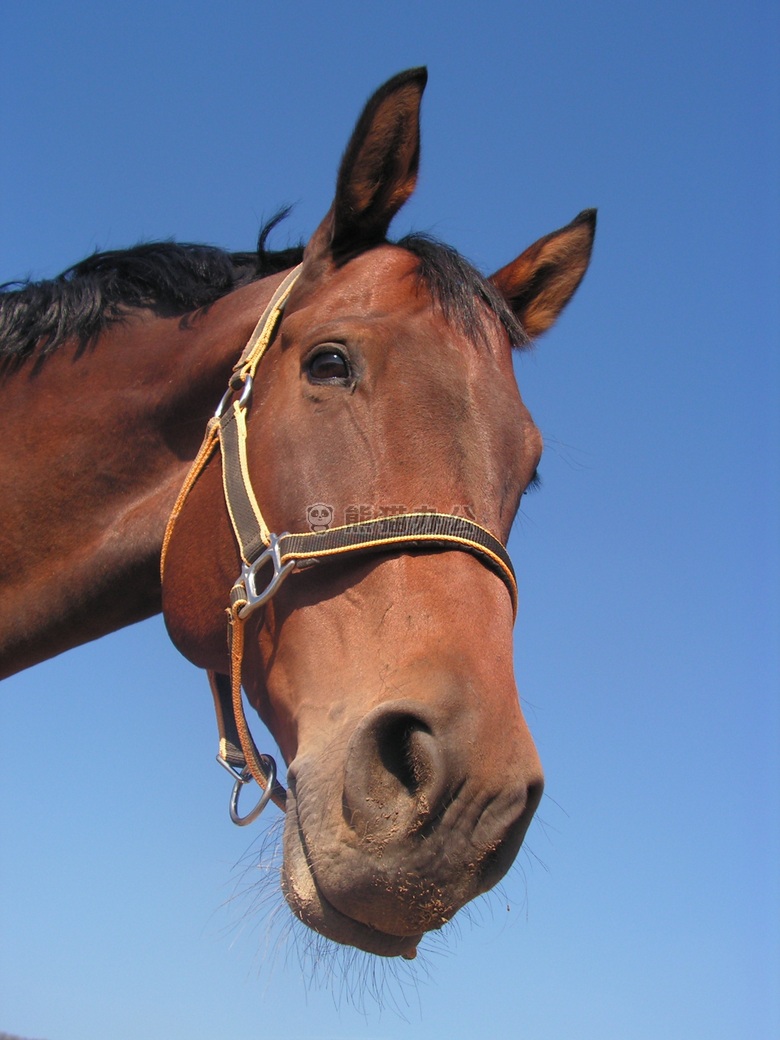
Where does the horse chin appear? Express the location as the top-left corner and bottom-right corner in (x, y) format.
(281, 788), (422, 959)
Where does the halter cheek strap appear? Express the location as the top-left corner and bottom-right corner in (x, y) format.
(162, 264), (519, 825)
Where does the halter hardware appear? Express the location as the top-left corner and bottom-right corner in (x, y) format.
(234, 534), (296, 618)
(162, 263), (519, 826)
(215, 372), (254, 419)
(218, 753), (278, 826)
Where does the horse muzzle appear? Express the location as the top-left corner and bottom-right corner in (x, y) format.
(279, 696), (543, 957)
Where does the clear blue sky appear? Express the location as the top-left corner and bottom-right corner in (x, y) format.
(1, 2), (778, 1038)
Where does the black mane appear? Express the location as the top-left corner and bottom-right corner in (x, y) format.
(0, 214), (525, 363)
(0, 213), (299, 362)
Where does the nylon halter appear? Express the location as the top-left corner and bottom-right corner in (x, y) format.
(161, 264), (519, 825)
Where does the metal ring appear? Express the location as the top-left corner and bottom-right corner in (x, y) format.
(228, 756), (277, 826)
(214, 385), (234, 419)
(214, 374), (254, 419)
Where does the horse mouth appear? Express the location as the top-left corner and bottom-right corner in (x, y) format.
(281, 784), (423, 959)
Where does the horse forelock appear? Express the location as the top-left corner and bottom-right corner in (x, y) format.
(398, 234), (529, 350)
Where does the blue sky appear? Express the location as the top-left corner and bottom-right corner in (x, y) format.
(1, 2), (778, 1038)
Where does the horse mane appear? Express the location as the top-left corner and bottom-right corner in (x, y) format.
(0, 213), (526, 363)
(0, 212), (301, 363)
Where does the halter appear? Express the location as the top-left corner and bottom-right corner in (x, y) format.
(161, 265), (519, 825)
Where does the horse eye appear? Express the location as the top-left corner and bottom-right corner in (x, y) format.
(307, 349), (351, 383)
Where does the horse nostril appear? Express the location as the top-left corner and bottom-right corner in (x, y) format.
(342, 702), (450, 837)
(476, 776), (545, 892)
(375, 712), (433, 796)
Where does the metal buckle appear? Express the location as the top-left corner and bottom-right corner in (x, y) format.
(217, 754), (278, 826)
(237, 533), (296, 619)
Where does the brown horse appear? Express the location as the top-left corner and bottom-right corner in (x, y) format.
(0, 69), (594, 959)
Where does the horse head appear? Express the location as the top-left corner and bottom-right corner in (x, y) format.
(162, 68), (595, 957)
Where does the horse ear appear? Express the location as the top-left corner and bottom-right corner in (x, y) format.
(490, 210), (596, 340)
(305, 67), (427, 264)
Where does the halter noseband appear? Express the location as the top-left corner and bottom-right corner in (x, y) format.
(161, 265), (518, 825)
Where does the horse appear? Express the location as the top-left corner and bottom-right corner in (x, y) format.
(0, 68), (595, 960)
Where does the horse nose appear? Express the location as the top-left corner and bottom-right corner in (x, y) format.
(307, 696), (544, 940)
(342, 701), (456, 838)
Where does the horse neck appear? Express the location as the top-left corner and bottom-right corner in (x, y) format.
(0, 275), (284, 679)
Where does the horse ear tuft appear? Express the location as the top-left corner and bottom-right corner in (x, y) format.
(490, 210), (596, 340)
(305, 68), (428, 265)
